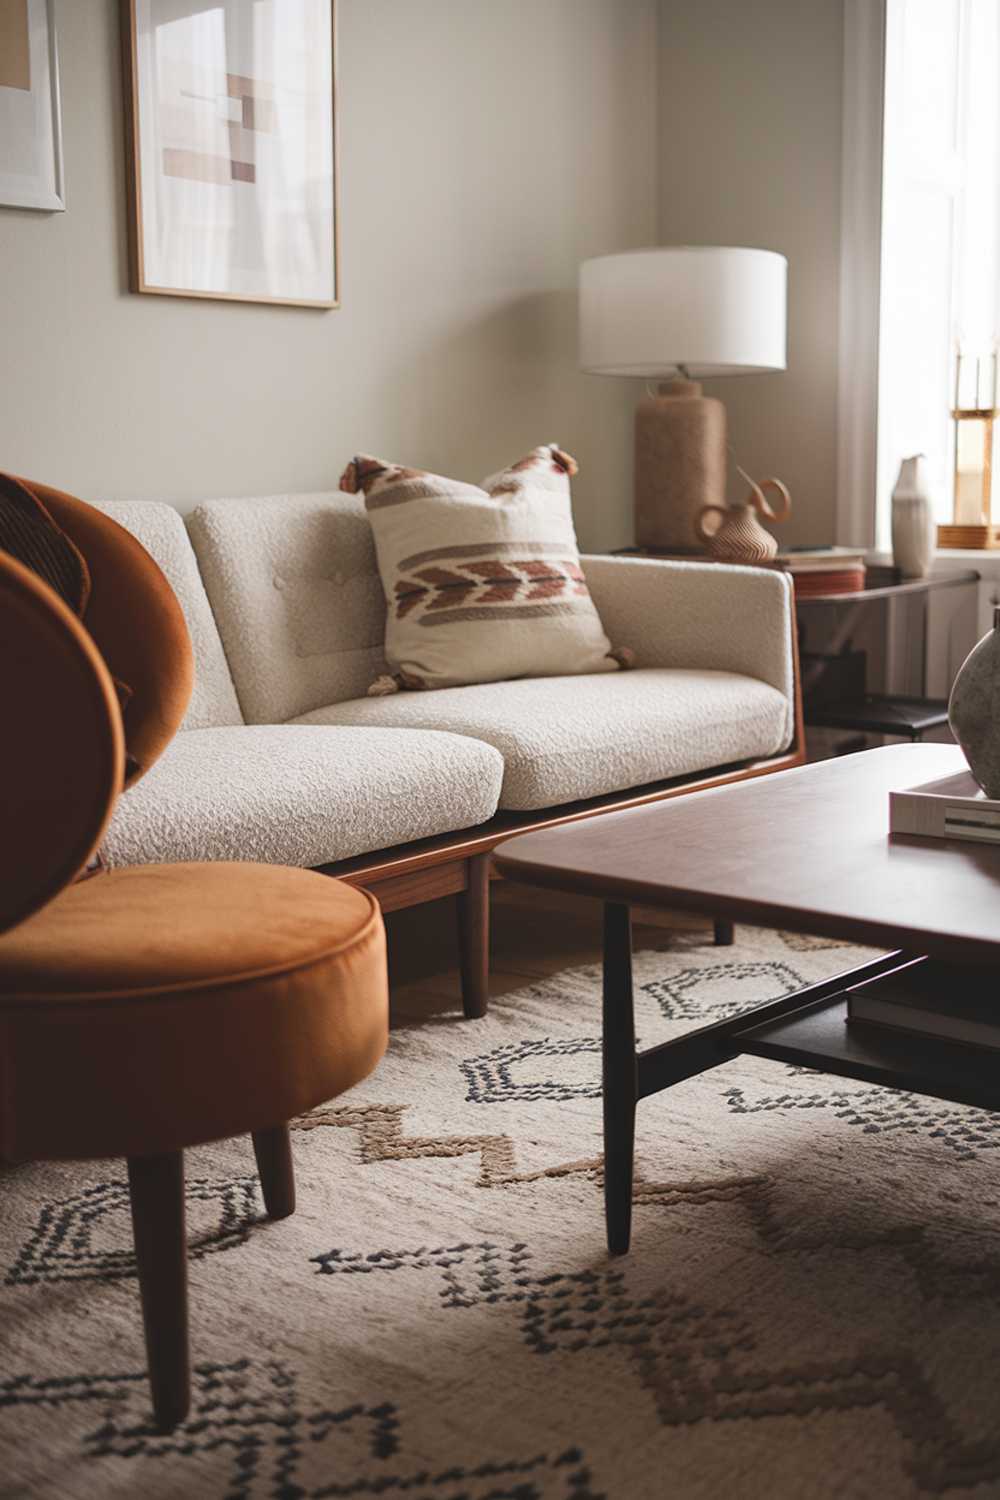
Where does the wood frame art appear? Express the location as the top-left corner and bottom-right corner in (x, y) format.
(120, 0), (339, 308)
(0, 0), (64, 211)
(327, 624), (805, 1018)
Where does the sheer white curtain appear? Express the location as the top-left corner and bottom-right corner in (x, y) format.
(876, 0), (1000, 547)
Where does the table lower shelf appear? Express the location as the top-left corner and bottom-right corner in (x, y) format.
(734, 995), (1000, 1112)
(805, 694), (950, 739)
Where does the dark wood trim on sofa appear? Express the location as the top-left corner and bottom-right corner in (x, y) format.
(325, 622), (805, 1016)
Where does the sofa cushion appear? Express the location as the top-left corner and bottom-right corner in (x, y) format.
(100, 725), (504, 868)
(292, 668), (791, 811)
(86, 500), (243, 730)
(187, 493), (388, 724)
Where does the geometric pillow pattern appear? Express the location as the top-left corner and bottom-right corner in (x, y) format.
(339, 445), (627, 692)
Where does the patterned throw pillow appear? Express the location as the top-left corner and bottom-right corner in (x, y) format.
(339, 444), (629, 693)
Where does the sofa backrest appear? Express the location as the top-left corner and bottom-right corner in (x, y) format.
(86, 500), (244, 730)
(187, 493), (388, 724)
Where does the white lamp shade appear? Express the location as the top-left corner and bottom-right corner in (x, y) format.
(579, 246), (787, 378)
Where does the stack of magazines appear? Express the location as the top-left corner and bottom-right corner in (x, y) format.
(771, 546), (867, 597)
(847, 956), (1000, 1051)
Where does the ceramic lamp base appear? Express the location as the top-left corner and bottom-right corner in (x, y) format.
(634, 380), (727, 551)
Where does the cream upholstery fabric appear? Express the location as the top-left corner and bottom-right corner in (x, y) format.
(101, 725), (504, 868)
(581, 555), (796, 738)
(188, 494), (388, 724)
(341, 446), (621, 691)
(293, 668), (792, 811)
(87, 500), (243, 731)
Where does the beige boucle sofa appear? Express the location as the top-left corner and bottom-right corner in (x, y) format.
(90, 493), (803, 1015)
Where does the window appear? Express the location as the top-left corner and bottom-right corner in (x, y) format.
(876, 0), (1000, 548)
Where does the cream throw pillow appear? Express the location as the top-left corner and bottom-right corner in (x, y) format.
(339, 444), (629, 693)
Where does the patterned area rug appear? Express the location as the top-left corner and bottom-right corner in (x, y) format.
(4, 926), (1000, 1499)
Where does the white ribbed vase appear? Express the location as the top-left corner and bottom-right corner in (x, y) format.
(891, 454), (935, 579)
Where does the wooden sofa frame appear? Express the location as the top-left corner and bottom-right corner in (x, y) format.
(327, 629), (805, 1016)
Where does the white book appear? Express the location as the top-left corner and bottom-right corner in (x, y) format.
(889, 770), (1000, 845)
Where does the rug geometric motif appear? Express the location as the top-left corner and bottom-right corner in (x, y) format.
(312, 1236), (1000, 1491)
(6, 1175), (260, 1287)
(724, 1080), (1000, 1161)
(4, 925), (1000, 1500)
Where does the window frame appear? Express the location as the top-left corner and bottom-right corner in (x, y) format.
(836, 0), (887, 549)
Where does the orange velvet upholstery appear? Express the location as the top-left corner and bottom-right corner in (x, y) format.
(0, 502), (389, 1428)
(0, 552), (124, 931)
(0, 864), (388, 1162)
(17, 478), (195, 786)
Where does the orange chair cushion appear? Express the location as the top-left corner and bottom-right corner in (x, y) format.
(0, 864), (388, 1163)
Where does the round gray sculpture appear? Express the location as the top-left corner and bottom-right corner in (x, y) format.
(949, 605), (1000, 797)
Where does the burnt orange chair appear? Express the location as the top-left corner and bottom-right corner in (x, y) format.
(0, 489), (389, 1431)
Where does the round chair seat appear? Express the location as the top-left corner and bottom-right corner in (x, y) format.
(0, 862), (388, 1163)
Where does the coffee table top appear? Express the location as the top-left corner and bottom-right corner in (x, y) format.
(494, 744), (1000, 964)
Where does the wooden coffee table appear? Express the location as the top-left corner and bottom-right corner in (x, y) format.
(494, 743), (1000, 1254)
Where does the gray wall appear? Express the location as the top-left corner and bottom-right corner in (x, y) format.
(658, 0), (844, 546)
(0, 0), (657, 549)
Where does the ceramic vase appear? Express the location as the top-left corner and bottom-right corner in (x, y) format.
(891, 455), (935, 578)
(948, 606), (1000, 798)
(696, 501), (778, 562)
(695, 476), (791, 563)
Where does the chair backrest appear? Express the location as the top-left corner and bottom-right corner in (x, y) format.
(0, 552), (124, 932)
(26, 480), (194, 786)
(85, 500), (243, 730)
(188, 493), (388, 724)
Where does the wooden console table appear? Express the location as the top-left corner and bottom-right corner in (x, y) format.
(795, 567), (979, 747)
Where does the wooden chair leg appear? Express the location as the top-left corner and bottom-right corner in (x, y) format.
(252, 1124), (295, 1219)
(456, 853), (491, 1019)
(714, 919), (735, 947)
(127, 1151), (190, 1431)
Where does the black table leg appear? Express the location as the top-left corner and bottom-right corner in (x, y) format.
(603, 901), (637, 1256)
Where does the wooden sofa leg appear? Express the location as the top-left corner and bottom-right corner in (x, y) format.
(252, 1124), (296, 1219)
(457, 853), (491, 1019)
(127, 1151), (190, 1432)
(714, 919), (735, 947)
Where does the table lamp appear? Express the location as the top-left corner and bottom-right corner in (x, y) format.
(579, 247), (787, 550)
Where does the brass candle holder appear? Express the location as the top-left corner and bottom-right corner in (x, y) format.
(938, 350), (1000, 549)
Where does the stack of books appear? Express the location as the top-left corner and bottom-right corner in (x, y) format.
(770, 547), (867, 597)
(847, 957), (1000, 1052)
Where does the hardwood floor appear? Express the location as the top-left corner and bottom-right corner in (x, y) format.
(383, 883), (713, 1025)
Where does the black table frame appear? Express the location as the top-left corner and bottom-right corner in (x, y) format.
(601, 904), (997, 1255)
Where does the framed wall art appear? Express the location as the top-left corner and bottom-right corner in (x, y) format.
(121, 0), (338, 308)
(0, 0), (64, 211)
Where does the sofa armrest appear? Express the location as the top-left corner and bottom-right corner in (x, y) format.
(581, 554), (797, 735)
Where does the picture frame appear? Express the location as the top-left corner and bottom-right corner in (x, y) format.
(121, 0), (339, 308)
(0, 0), (65, 211)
